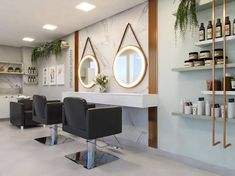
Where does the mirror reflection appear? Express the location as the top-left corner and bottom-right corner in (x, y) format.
(113, 46), (146, 88)
(79, 55), (99, 88)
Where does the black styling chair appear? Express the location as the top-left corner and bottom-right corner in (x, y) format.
(63, 97), (122, 169)
(10, 99), (39, 130)
(32, 95), (73, 146)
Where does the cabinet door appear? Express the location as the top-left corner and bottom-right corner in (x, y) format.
(0, 95), (10, 118)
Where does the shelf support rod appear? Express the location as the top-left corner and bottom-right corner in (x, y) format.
(212, 0), (221, 147)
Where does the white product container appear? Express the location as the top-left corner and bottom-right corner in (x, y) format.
(221, 105), (227, 118)
(197, 97), (205, 115)
(192, 104), (197, 115)
(205, 101), (211, 116)
(180, 99), (185, 113)
(211, 105), (220, 118)
(228, 98), (234, 119)
(184, 103), (192, 115)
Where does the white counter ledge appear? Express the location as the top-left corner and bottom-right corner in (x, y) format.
(62, 92), (158, 108)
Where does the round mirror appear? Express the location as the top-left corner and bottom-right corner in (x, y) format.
(113, 46), (147, 88)
(79, 55), (99, 88)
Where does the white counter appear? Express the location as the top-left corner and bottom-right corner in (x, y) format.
(62, 92), (158, 108)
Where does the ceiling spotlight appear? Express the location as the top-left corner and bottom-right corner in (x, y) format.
(43, 24), (58, 30)
(76, 2), (96, 12)
(22, 37), (34, 42)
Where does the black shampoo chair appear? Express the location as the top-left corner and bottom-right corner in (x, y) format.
(63, 97), (122, 169)
(32, 95), (73, 146)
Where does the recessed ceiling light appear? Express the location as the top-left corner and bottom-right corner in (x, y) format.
(76, 2), (96, 12)
(22, 37), (34, 42)
(43, 24), (58, 30)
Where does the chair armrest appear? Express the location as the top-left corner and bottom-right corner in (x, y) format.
(86, 106), (122, 139)
(46, 102), (63, 124)
(47, 100), (61, 103)
(10, 102), (24, 126)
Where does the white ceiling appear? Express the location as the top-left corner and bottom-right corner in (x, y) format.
(0, 0), (147, 47)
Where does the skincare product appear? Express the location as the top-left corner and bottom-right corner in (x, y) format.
(231, 77), (235, 90)
(199, 23), (205, 41)
(216, 56), (228, 64)
(185, 102), (192, 115)
(198, 97), (205, 115)
(207, 20), (213, 40)
(233, 19), (235, 35)
(194, 58), (205, 67)
(213, 104), (220, 118)
(225, 16), (231, 36)
(184, 60), (194, 67)
(192, 104), (197, 115)
(180, 99), (185, 113)
(216, 18), (222, 38)
(189, 52), (198, 60)
(214, 49), (223, 57)
(228, 99), (234, 119)
(221, 105), (227, 118)
(199, 50), (211, 59)
(205, 101), (211, 116)
(204, 58), (213, 66)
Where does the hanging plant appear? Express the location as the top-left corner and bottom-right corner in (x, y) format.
(174, 0), (198, 36)
(31, 40), (65, 62)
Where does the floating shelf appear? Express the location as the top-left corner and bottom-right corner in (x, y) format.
(172, 112), (235, 122)
(195, 35), (235, 47)
(0, 61), (23, 65)
(201, 91), (235, 95)
(172, 0), (234, 16)
(172, 63), (235, 72)
(0, 72), (24, 75)
(24, 73), (38, 76)
(24, 82), (38, 85)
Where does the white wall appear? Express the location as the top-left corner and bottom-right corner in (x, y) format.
(158, 0), (235, 170)
(79, 3), (149, 145)
(36, 34), (74, 100)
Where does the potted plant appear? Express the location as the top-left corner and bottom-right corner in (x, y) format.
(174, 0), (198, 36)
(94, 74), (109, 93)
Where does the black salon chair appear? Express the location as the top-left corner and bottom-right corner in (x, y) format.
(32, 95), (73, 146)
(10, 99), (39, 130)
(63, 97), (122, 169)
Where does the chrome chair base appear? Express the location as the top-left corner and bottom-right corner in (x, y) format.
(65, 150), (119, 169)
(34, 135), (74, 146)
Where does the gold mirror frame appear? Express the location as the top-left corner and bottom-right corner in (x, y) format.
(113, 45), (147, 88)
(79, 55), (99, 88)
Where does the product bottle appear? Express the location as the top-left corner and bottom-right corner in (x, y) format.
(205, 100), (211, 116)
(207, 21), (213, 40)
(233, 19), (235, 35)
(228, 98), (234, 119)
(28, 67), (30, 74)
(180, 98), (184, 113)
(197, 97), (205, 115)
(216, 18), (222, 38)
(199, 23), (205, 41)
(225, 16), (231, 36)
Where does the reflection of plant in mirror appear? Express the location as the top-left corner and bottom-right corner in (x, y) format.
(94, 74), (108, 93)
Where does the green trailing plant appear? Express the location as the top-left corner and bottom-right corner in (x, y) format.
(174, 0), (198, 36)
(31, 40), (62, 62)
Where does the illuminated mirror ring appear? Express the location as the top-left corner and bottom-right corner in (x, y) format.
(79, 55), (99, 88)
(113, 45), (147, 88)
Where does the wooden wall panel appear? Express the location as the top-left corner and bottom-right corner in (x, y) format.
(148, 0), (158, 148)
(74, 31), (79, 92)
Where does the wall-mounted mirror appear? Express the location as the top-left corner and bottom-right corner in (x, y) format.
(113, 45), (147, 88)
(79, 55), (99, 88)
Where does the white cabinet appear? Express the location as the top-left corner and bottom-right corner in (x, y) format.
(0, 95), (19, 119)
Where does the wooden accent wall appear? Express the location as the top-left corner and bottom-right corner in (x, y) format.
(148, 0), (158, 148)
(74, 31), (79, 92)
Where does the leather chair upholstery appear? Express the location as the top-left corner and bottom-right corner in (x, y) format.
(63, 97), (122, 140)
(10, 99), (39, 128)
(63, 97), (122, 169)
(32, 95), (63, 125)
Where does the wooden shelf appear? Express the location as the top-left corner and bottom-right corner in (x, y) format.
(172, 0), (234, 16)
(172, 112), (235, 122)
(195, 35), (235, 47)
(172, 63), (235, 72)
(201, 91), (235, 95)
(0, 61), (23, 65)
(0, 72), (24, 75)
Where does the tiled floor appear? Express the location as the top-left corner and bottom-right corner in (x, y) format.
(0, 120), (220, 176)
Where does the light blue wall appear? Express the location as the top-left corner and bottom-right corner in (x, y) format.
(158, 0), (235, 170)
